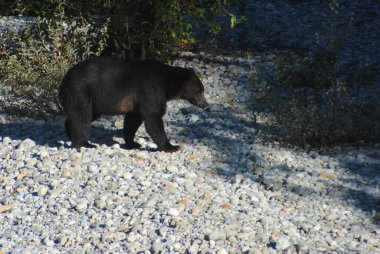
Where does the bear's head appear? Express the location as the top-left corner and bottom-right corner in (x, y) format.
(179, 68), (208, 108)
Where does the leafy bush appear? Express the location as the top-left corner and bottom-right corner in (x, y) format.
(252, 49), (379, 147)
(0, 0), (242, 59)
(0, 2), (109, 116)
(107, 0), (243, 58)
(262, 52), (349, 146)
(251, 0), (380, 147)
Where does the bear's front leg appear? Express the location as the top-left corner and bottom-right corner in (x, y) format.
(143, 113), (179, 152)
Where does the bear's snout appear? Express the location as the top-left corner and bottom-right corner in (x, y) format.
(190, 93), (208, 108)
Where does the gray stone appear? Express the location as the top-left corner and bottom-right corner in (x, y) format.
(2, 136), (11, 145)
(168, 208), (180, 217)
(152, 240), (164, 253)
(188, 245), (199, 254)
(276, 236), (291, 251)
(76, 199), (88, 211)
(324, 213), (339, 221)
(206, 104), (224, 112)
(37, 186), (48, 196)
(43, 237), (54, 246)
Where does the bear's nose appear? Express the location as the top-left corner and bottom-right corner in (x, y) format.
(196, 93), (208, 108)
(201, 101), (209, 109)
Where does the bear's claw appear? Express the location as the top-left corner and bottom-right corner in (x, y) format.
(125, 142), (142, 150)
(158, 145), (180, 153)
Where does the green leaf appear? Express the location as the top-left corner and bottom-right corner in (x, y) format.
(230, 14), (236, 28)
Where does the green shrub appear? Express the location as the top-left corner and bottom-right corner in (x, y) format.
(251, 0), (379, 147)
(0, 2), (109, 116)
(107, 0), (243, 58)
(252, 47), (379, 147)
(0, 0), (242, 59)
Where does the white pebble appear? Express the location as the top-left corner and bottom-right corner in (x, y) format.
(37, 186), (48, 196)
(276, 236), (291, 251)
(168, 208), (180, 217)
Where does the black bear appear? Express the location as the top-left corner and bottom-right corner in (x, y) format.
(58, 56), (208, 152)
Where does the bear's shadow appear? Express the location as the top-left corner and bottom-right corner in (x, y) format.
(0, 105), (255, 152)
(0, 121), (125, 149)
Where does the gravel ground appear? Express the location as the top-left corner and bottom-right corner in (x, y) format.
(1, 53), (380, 253)
(1, 2), (380, 252)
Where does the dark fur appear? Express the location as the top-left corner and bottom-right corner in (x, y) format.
(58, 56), (208, 152)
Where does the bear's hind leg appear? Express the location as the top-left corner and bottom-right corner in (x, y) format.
(123, 112), (142, 149)
(65, 118), (73, 141)
(92, 114), (101, 122)
(63, 90), (97, 149)
(65, 117), (95, 149)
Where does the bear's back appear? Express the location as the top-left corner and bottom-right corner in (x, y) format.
(66, 57), (168, 86)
